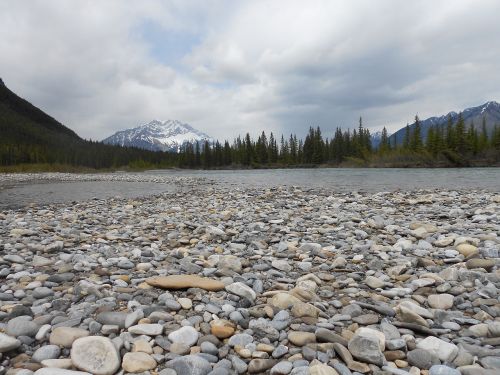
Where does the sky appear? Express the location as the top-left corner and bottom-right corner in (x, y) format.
(1, 0), (500, 141)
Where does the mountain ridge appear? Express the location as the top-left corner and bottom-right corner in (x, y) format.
(102, 119), (212, 152)
(388, 101), (500, 146)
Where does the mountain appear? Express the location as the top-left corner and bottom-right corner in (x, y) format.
(102, 120), (212, 152)
(370, 130), (387, 149)
(0, 78), (176, 168)
(389, 101), (500, 145)
(0, 77), (81, 143)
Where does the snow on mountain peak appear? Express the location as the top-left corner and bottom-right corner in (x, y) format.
(102, 120), (212, 152)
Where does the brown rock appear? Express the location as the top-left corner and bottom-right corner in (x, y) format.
(466, 259), (495, 271)
(210, 320), (235, 339)
(145, 275), (225, 291)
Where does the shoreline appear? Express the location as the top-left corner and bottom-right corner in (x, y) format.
(0, 185), (499, 374)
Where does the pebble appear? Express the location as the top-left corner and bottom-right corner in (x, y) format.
(0, 174), (498, 375)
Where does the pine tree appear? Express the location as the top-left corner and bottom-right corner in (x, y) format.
(403, 124), (410, 149)
(455, 112), (466, 153)
(478, 116), (488, 151)
(410, 115), (423, 151)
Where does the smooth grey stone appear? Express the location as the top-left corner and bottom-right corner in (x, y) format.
(165, 355), (212, 375)
(6, 316), (39, 337)
(32, 345), (61, 362)
(96, 312), (127, 328)
(407, 349), (440, 370)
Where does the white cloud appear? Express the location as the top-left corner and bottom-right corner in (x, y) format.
(1, 0), (500, 141)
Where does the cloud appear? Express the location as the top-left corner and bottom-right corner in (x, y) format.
(1, 0), (500, 141)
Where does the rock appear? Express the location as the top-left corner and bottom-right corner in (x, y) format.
(248, 359), (278, 373)
(165, 355), (212, 375)
(146, 275), (225, 291)
(96, 311), (127, 328)
(396, 304), (429, 327)
(288, 331), (316, 346)
(178, 297), (193, 309)
(0, 332), (21, 352)
(270, 361), (293, 374)
(250, 318), (280, 341)
(291, 301), (319, 318)
(310, 364), (339, 375)
(6, 316), (39, 337)
(428, 294), (454, 310)
(272, 259), (292, 272)
(168, 325), (199, 347)
(34, 370), (91, 375)
(32, 345), (61, 362)
(348, 332), (386, 366)
(268, 293), (302, 309)
(128, 324), (163, 336)
(315, 328), (348, 346)
(211, 319), (235, 339)
(466, 258), (495, 271)
(407, 349), (440, 370)
(480, 356), (500, 370)
(71, 336), (120, 375)
(226, 282), (257, 301)
(365, 275), (385, 289)
(50, 327), (89, 348)
(228, 333), (254, 347)
(429, 365), (460, 375)
(456, 243), (478, 257)
(416, 337), (458, 362)
(122, 352), (157, 373)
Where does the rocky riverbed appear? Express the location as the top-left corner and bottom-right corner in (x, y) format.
(0, 182), (499, 375)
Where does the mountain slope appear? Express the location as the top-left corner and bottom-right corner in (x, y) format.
(389, 101), (500, 145)
(103, 120), (212, 152)
(0, 78), (81, 143)
(0, 79), (176, 168)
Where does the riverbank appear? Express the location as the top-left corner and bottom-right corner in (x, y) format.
(0, 186), (499, 375)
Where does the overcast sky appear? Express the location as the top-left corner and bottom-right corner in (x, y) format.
(1, 0), (500, 140)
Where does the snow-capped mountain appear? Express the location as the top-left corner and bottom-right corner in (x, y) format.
(102, 120), (212, 152)
(389, 101), (500, 145)
(370, 130), (388, 149)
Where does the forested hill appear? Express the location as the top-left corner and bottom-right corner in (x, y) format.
(0, 78), (82, 143)
(0, 79), (176, 169)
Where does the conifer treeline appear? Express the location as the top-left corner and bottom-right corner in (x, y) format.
(179, 114), (500, 168)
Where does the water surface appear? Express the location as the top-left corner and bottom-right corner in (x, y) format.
(1, 168), (499, 210)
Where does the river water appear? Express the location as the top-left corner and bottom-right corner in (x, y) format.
(1, 168), (499, 210)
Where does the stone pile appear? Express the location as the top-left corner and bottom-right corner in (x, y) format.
(0, 181), (499, 375)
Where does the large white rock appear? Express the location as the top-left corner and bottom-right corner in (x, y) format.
(168, 326), (199, 347)
(416, 336), (458, 362)
(71, 336), (120, 375)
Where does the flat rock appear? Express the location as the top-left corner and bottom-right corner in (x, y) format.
(128, 323), (163, 336)
(50, 327), (90, 348)
(122, 352), (157, 373)
(146, 275), (225, 291)
(416, 336), (458, 362)
(428, 294), (454, 310)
